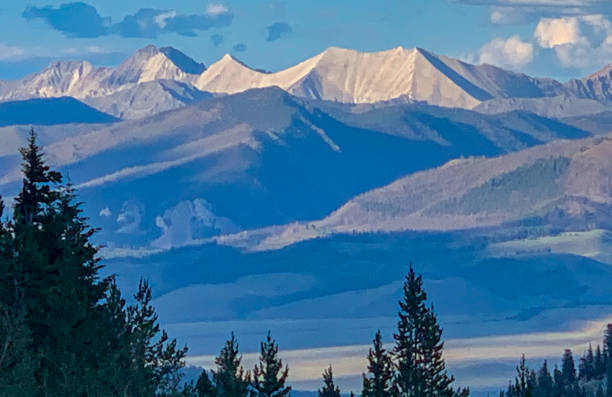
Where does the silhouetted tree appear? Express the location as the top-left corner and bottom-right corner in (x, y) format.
(213, 333), (249, 397)
(362, 330), (393, 397)
(250, 331), (290, 397)
(319, 366), (341, 397)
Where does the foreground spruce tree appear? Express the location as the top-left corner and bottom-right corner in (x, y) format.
(250, 332), (291, 397)
(0, 130), (188, 396)
(319, 366), (341, 397)
(362, 330), (394, 397)
(393, 265), (467, 397)
(213, 333), (250, 397)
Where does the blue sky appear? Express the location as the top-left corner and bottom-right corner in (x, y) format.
(2, 0), (612, 80)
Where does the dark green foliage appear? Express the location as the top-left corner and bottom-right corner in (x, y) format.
(595, 345), (605, 379)
(125, 279), (188, 396)
(362, 330), (393, 397)
(504, 355), (536, 397)
(392, 265), (459, 397)
(0, 130), (188, 396)
(213, 333), (249, 397)
(250, 331), (291, 397)
(319, 366), (341, 397)
(535, 361), (553, 397)
(195, 370), (216, 397)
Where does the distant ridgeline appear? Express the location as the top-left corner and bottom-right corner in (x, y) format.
(501, 326), (612, 397)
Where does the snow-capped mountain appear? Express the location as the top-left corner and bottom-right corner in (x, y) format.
(0, 45), (205, 101)
(2, 45), (605, 119)
(195, 47), (566, 109)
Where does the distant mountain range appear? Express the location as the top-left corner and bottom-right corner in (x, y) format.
(3, 44), (612, 395)
(1, 45), (612, 119)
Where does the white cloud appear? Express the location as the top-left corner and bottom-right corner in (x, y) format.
(0, 44), (25, 61)
(205, 3), (229, 16)
(534, 17), (581, 48)
(478, 35), (534, 68)
(154, 10), (177, 28)
(534, 14), (612, 68)
(99, 207), (111, 217)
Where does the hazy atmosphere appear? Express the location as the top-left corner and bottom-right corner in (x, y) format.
(3, 1), (612, 397)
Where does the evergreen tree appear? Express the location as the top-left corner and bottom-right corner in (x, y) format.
(392, 265), (461, 397)
(0, 131), (190, 396)
(586, 344), (595, 380)
(535, 361), (553, 397)
(595, 345), (605, 379)
(213, 333), (249, 397)
(506, 355), (535, 397)
(10, 130), (113, 395)
(551, 365), (564, 397)
(0, 301), (36, 395)
(250, 331), (291, 397)
(560, 349), (577, 389)
(195, 370), (216, 397)
(606, 358), (612, 397)
(319, 366), (341, 397)
(362, 330), (393, 397)
(126, 279), (188, 396)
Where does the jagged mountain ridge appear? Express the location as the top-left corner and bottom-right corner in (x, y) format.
(191, 46), (567, 108)
(566, 65), (612, 103)
(3, 45), (607, 119)
(0, 45), (204, 101)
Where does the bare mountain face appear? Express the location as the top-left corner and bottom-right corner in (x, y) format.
(566, 64), (612, 103)
(3, 45), (610, 120)
(237, 134), (612, 251)
(0, 87), (588, 249)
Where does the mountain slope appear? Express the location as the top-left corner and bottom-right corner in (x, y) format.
(83, 80), (212, 119)
(0, 88), (589, 250)
(566, 64), (612, 102)
(0, 97), (117, 127)
(243, 134), (612, 251)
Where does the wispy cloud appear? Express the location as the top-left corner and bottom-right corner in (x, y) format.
(22, 2), (233, 39)
(0, 44), (25, 61)
(266, 22), (293, 41)
(205, 3), (230, 17)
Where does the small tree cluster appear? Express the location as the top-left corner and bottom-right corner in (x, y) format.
(191, 332), (291, 397)
(501, 324), (612, 397)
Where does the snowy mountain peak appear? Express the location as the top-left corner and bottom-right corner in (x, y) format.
(106, 45), (201, 87)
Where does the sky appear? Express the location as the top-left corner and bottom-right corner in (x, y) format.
(2, 0), (612, 80)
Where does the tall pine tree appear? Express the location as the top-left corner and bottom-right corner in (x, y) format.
(250, 331), (290, 397)
(362, 330), (394, 397)
(213, 333), (249, 397)
(392, 265), (464, 397)
(319, 366), (341, 397)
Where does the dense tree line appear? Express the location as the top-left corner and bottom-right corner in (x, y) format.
(0, 132), (468, 396)
(501, 325), (612, 397)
